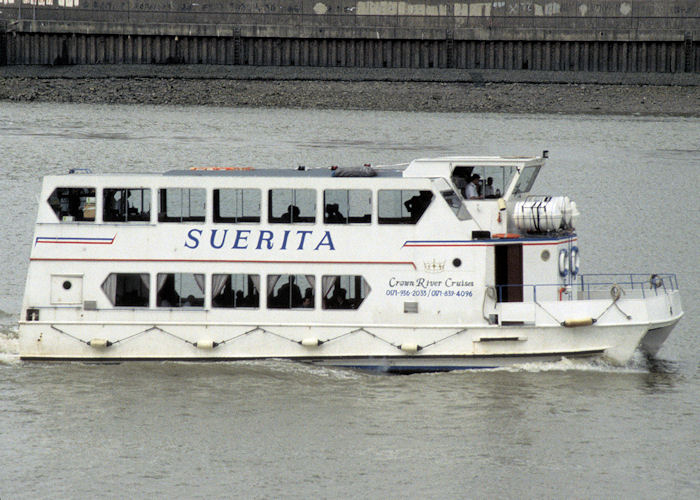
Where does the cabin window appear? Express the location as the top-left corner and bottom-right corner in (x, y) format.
(323, 189), (372, 224)
(378, 190), (433, 224)
(322, 275), (370, 310)
(102, 273), (149, 307)
(158, 188), (206, 222)
(103, 188), (151, 222)
(213, 188), (261, 223)
(212, 274), (260, 308)
(48, 187), (96, 222)
(432, 178), (471, 220)
(156, 273), (205, 307)
(267, 274), (315, 309)
(268, 189), (316, 223)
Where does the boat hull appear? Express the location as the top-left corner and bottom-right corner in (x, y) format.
(18, 293), (682, 370)
(639, 323), (677, 357)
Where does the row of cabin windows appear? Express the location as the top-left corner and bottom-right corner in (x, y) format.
(102, 272), (370, 310)
(49, 187), (434, 225)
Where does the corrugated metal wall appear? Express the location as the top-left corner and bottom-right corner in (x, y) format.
(4, 33), (697, 72)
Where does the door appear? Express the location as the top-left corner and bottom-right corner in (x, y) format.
(495, 244), (523, 302)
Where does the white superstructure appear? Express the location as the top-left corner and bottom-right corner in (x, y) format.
(18, 154), (683, 371)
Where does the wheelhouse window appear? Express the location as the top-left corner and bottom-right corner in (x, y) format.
(323, 189), (372, 224)
(452, 166), (515, 199)
(212, 274), (260, 308)
(157, 273), (205, 307)
(512, 166), (541, 196)
(322, 275), (370, 310)
(378, 189), (433, 224)
(268, 189), (316, 223)
(158, 188), (205, 222)
(267, 274), (315, 309)
(102, 273), (149, 307)
(103, 188), (151, 222)
(214, 188), (261, 223)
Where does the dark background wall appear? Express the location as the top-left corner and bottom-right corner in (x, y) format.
(1, 0), (698, 72)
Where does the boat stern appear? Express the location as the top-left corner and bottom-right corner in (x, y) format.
(585, 277), (684, 362)
(639, 288), (683, 357)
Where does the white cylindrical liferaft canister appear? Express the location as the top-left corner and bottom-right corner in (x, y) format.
(514, 196), (577, 233)
(568, 201), (579, 229)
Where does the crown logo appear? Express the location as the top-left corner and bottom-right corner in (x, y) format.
(424, 259), (445, 273)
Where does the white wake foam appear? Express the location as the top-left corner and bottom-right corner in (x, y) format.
(492, 355), (649, 374)
(0, 322), (20, 360)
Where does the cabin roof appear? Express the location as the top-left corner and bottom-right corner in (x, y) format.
(51, 155), (546, 180)
(163, 167), (403, 178)
(403, 156), (544, 179)
(165, 156), (544, 178)
(403, 155), (545, 178)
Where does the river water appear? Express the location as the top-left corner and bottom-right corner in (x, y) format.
(0, 103), (698, 498)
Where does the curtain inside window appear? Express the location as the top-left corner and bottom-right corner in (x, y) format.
(305, 275), (315, 289)
(267, 275), (281, 296)
(139, 274), (149, 290)
(157, 273), (169, 292)
(322, 276), (336, 297)
(193, 274), (205, 293)
(249, 275), (260, 292)
(102, 274), (117, 305)
(212, 274), (228, 298)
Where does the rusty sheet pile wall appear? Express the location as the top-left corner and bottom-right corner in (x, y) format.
(1, 0), (698, 72)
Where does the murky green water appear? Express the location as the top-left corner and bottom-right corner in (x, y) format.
(1, 103), (698, 498)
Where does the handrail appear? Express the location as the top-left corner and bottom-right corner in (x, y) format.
(495, 273), (678, 302)
(578, 273), (679, 290)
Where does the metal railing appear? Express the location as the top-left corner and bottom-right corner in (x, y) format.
(495, 273), (679, 303)
(576, 273), (679, 300)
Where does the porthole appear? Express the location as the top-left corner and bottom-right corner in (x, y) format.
(453, 258), (462, 268)
(541, 250), (551, 262)
(62, 280), (72, 290)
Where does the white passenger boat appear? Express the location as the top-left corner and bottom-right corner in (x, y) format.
(18, 153), (683, 371)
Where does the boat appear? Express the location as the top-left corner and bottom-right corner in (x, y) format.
(18, 153), (683, 372)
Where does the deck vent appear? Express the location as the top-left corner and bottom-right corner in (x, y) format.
(404, 302), (418, 313)
(472, 231), (491, 240)
(83, 300), (97, 310)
